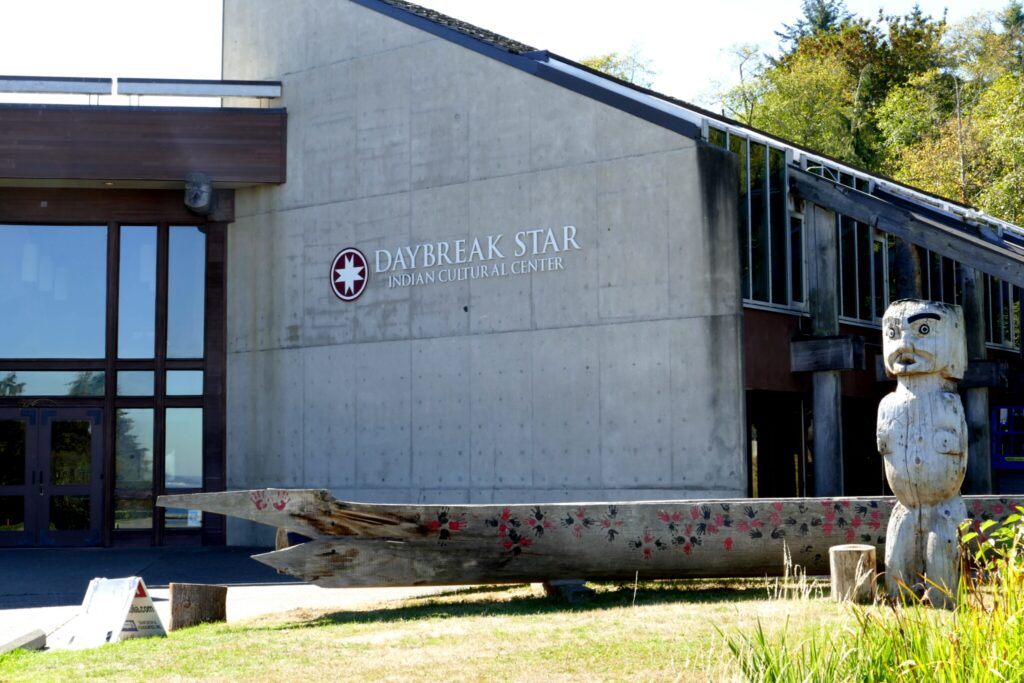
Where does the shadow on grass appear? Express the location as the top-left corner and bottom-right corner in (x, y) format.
(275, 579), (777, 629)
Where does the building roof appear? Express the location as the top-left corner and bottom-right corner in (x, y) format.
(355, 0), (1024, 282)
(375, 0), (537, 54)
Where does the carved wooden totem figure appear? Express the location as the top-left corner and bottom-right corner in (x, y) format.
(878, 299), (968, 608)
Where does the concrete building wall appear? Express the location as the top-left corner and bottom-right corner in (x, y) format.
(222, 0), (745, 543)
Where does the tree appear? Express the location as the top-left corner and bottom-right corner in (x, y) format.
(750, 52), (859, 164)
(718, 44), (769, 123)
(876, 69), (955, 161)
(66, 371), (104, 397)
(0, 372), (25, 397)
(115, 409), (151, 489)
(945, 11), (1011, 83)
(973, 74), (1024, 222)
(776, 0), (853, 53)
(580, 48), (656, 88)
(1000, 1), (1024, 73)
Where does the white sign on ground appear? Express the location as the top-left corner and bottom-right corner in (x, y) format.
(60, 577), (166, 650)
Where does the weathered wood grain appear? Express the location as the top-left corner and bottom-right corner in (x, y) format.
(790, 336), (865, 372)
(829, 544), (876, 604)
(169, 583), (227, 631)
(158, 490), (1022, 588)
(790, 168), (1024, 287)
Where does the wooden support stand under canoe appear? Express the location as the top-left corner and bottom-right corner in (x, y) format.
(169, 583), (228, 631)
(829, 544), (876, 604)
(156, 490), (1019, 589)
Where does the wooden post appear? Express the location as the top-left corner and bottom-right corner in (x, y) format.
(829, 544), (876, 603)
(892, 239), (925, 300)
(959, 266), (992, 494)
(805, 202), (843, 496)
(169, 583), (228, 631)
(538, 579), (596, 603)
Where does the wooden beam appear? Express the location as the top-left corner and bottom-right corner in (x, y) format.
(158, 489), (1022, 587)
(790, 167), (1024, 288)
(805, 202), (844, 496)
(960, 267), (994, 493)
(790, 336), (865, 372)
(0, 105), (286, 186)
(961, 360), (1007, 390)
(875, 358), (1005, 387)
(0, 188), (234, 224)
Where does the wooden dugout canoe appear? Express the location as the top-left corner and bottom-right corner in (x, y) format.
(156, 490), (1020, 588)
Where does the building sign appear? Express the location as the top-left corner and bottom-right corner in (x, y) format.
(331, 225), (580, 300)
(330, 247), (368, 301)
(57, 577), (166, 650)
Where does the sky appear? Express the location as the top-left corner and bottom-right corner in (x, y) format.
(0, 0), (1013, 106)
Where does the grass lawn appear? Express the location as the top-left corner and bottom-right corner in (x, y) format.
(0, 579), (854, 682)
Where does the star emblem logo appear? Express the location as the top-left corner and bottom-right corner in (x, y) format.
(330, 247), (368, 301)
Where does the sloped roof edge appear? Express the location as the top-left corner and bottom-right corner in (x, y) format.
(356, 0), (1024, 248)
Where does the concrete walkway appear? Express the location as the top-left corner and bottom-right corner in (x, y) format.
(0, 547), (459, 650)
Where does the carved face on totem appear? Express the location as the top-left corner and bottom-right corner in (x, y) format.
(882, 299), (966, 380)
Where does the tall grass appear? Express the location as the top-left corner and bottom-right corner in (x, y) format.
(726, 511), (1024, 682)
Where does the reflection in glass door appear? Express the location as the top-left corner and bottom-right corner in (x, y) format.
(0, 407), (102, 546)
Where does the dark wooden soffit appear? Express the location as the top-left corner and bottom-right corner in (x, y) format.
(0, 187), (234, 224)
(0, 104), (286, 187)
(790, 167), (1024, 289)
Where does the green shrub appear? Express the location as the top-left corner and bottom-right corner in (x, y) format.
(726, 509), (1024, 682)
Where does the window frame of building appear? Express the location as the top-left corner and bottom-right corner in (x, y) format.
(0, 190), (227, 547)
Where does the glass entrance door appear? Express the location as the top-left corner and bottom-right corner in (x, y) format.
(0, 407), (102, 546)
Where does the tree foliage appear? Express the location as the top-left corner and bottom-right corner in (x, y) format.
(776, 0), (853, 53)
(751, 53), (858, 163)
(580, 48), (656, 88)
(720, 1), (1024, 224)
(0, 372), (25, 397)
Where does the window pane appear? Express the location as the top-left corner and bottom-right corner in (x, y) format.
(708, 127), (727, 148)
(167, 371), (203, 396)
(856, 223), (872, 319)
(0, 371), (104, 397)
(167, 227), (205, 359)
(943, 257), (958, 305)
(749, 141), (769, 302)
(50, 419), (92, 486)
(165, 507), (203, 529)
(730, 136), (750, 300)
(49, 495), (90, 531)
(768, 147), (787, 305)
(118, 226), (156, 359)
(789, 215), (804, 303)
(0, 225), (106, 358)
(165, 408), (202, 489)
(873, 237), (887, 319)
(115, 409), (153, 489)
(115, 408), (154, 530)
(0, 419), (26, 486)
(887, 234), (898, 304)
(927, 251), (943, 301)
(1002, 281), (1012, 343)
(0, 496), (25, 531)
(1013, 287), (1022, 348)
(839, 217), (858, 318)
(117, 371), (154, 397)
(985, 275), (994, 343)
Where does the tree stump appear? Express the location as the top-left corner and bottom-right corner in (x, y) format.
(536, 579), (595, 603)
(829, 544), (876, 604)
(169, 583), (228, 631)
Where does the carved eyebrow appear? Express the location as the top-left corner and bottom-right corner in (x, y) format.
(907, 312), (941, 323)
